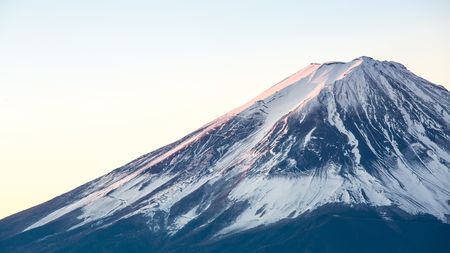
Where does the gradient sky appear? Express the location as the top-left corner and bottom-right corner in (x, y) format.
(1, 0), (449, 219)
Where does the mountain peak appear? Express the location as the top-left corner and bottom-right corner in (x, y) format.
(1, 57), (449, 253)
(354, 55), (374, 61)
(226, 56), (367, 123)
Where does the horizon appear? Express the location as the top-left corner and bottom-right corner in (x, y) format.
(1, 0), (450, 219)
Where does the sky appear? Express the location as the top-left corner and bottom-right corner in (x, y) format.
(0, 0), (449, 219)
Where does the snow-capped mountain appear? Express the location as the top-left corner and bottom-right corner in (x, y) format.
(1, 56), (449, 253)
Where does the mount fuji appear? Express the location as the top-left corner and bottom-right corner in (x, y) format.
(1, 56), (449, 253)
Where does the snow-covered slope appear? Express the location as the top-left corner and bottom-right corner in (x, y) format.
(1, 56), (449, 252)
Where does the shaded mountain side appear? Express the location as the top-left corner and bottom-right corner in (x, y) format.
(1, 205), (449, 253)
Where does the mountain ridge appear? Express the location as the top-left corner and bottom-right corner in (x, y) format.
(1, 56), (449, 252)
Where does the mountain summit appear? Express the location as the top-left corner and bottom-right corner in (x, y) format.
(1, 57), (449, 253)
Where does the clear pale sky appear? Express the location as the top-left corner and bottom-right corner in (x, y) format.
(0, 0), (449, 219)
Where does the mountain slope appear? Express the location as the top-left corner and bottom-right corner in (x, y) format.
(1, 56), (449, 252)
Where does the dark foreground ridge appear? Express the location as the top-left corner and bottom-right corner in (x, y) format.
(2, 206), (449, 253)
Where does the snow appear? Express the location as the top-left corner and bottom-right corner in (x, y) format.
(217, 160), (399, 236)
(24, 173), (177, 231)
(219, 168), (344, 235)
(226, 63), (321, 117)
(168, 205), (201, 235)
(303, 127), (315, 147)
(22, 56), (450, 238)
(326, 84), (361, 164)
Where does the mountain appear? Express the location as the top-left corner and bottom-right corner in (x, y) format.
(1, 56), (449, 253)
